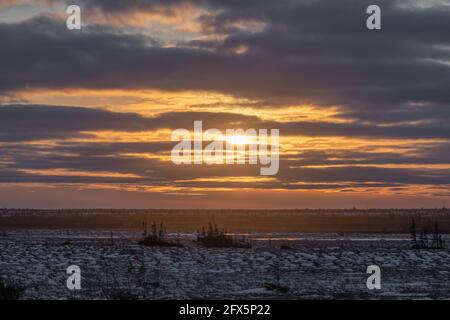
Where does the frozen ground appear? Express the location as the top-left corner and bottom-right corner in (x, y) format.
(1, 229), (449, 299)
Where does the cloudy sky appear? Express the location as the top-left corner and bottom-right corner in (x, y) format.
(0, 0), (449, 208)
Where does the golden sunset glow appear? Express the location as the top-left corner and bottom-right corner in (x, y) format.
(0, 0), (448, 208)
(224, 135), (252, 146)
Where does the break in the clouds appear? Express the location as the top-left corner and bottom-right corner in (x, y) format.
(0, 104), (449, 193)
(0, 0), (449, 207)
(0, 105), (449, 141)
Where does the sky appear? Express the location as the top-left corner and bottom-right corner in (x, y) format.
(0, 0), (449, 209)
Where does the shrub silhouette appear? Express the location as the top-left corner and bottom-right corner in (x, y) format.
(139, 221), (183, 247)
(264, 256), (289, 293)
(0, 278), (25, 300)
(196, 223), (251, 248)
(411, 219), (446, 250)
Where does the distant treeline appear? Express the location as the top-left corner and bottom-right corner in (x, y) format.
(1, 208), (450, 233)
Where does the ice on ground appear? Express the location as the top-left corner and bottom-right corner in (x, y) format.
(0, 230), (449, 300)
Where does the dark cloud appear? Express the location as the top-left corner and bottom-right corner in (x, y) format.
(0, 104), (449, 142)
(0, 104), (258, 141)
(1, 1), (450, 124)
(278, 166), (450, 186)
(1, 149), (449, 189)
(0, 105), (448, 189)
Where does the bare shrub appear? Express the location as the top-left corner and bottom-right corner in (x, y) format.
(0, 278), (25, 300)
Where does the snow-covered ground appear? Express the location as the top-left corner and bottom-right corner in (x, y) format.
(0, 229), (449, 299)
